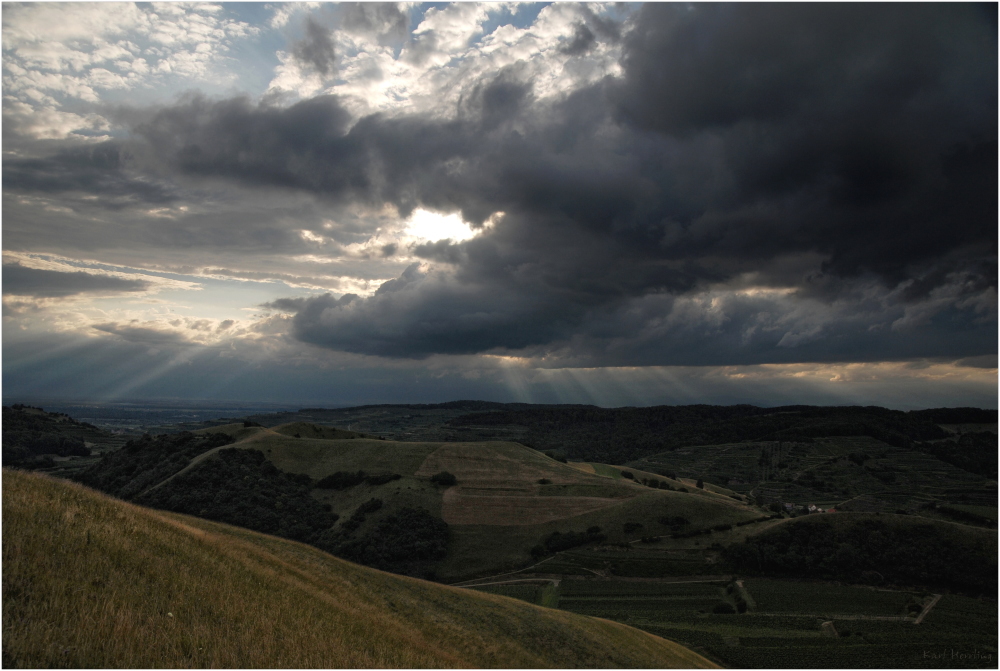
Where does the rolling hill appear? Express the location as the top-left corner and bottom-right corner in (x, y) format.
(2, 404), (127, 469)
(3, 469), (716, 668)
(73, 423), (763, 581)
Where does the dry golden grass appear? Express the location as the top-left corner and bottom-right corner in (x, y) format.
(3, 469), (717, 669)
(567, 462), (598, 474)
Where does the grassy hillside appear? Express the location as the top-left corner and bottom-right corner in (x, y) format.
(71, 425), (763, 581)
(201, 429), (762, 579)
(2, 469), (716, 669)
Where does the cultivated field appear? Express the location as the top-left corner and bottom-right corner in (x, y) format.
(468, 571), (996, 669)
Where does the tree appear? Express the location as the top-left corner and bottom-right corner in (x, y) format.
(696, 478), (704, 489)
(430, 471), (457, 486)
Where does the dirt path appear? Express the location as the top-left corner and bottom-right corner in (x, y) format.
(460, 577), (562, 588)
(914, 594), (942, 624)
(450, 556), (558, 586)
(734, 580), (757, 611)
(752, 613), (914, 622)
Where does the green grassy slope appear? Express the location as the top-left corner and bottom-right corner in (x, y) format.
(2, 469), (716, 669)
(77, 423), (762, 581)
(206, 429), (762, 578)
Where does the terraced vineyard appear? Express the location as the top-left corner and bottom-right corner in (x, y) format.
(464, 556), (996, 668)
(744, 579), (918, 617)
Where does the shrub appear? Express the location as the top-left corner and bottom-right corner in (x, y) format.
(535, 527), (606, 555)
(316, 471), (367, 490)
(317, 471), (401, 489)
(713, 602), (736, 614)
(430, 471), (457, 486)
(620, 470), (634, 479)
(538, 478), (552, 485)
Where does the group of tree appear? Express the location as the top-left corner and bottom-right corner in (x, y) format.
(314, 471), (401, 490)
(447, 404), (996, 469)
(530, 527), (605, 558)
(137, 448), (337, 544)
(2, 405), (95, 468)
(722, 515), (996, 595)
(74, 431), (235, 499)
(318, 505), (449, 578)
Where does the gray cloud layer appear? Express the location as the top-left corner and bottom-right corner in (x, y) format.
(4, 4), (996, 364)
(2, 263), (152, 297)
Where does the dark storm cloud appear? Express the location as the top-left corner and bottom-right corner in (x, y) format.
(125, 94), (365, 196)
(17, 4), (995, 363)
(611, 3), (997, 283)
(2, 263), (152, 298)
(460, 63), (534, 131)
(266, 263), (589, 358)
(3, 141), (177, 206)
(292, 17), (337, 76)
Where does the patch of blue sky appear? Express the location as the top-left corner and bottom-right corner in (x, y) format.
(476, 2), (549, 39)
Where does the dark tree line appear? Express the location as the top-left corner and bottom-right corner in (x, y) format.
(447, 404), (996, 475)
(3, 405), (94, 468)
(138, 448), (337, 544)
(74, 431), (235, 499)
(722, 516), (997, 595)
(320, 506), (449, 578)
(531, 527), (605, 558)
(922, 432), (997, 479)
(315, 471), (401, 489)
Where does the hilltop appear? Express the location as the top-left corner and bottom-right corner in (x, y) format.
(222, 402), (997, 467)
(73, 422), (762, 581)
(2, 404), (127, 470)
(3, 469), (715, 669)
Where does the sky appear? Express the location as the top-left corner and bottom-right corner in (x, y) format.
(2, 2), (997, 409)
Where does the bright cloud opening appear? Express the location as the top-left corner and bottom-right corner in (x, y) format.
(404, 209), (479, 242)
